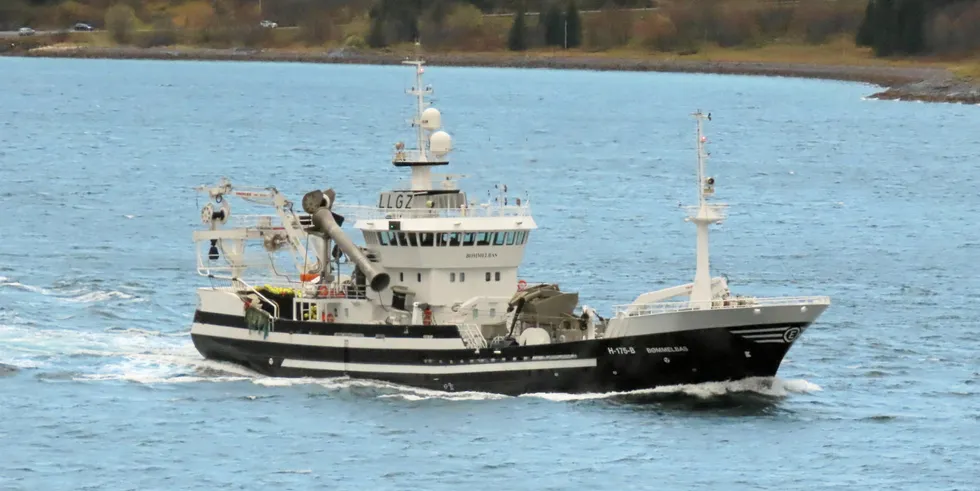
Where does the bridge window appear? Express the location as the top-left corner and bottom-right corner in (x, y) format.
(476, 232), (491, 246)
(462, 233), (475, 246)
(494, 232), (506, 246)
(377, 232), (389, 246)
(448, 233), (460, 246)
(408, 233), (418, 247)
(516, 231), (525, 244)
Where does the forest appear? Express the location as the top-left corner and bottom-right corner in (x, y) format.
(2, 0), (979, 58)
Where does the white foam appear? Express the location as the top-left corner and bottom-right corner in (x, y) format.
(0, 280), (50, 295)
(64, 290), (139, 303)
(0, 276), (141, 304)
(522, 377), (821, 402)
(380, 391), (507, 402)
(75, 352), (258, 385)
(0, 320), (256, 385)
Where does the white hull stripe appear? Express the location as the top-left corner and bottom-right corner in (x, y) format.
(191, 322), (467, 350)
(281, 358), (598, 374)
(730, 327), (790, 334)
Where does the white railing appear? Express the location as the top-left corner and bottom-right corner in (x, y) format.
(230, 214), (282, 228)
(234, 278), (281, 319)
(393, 150), (448, 164)
(394, 174), (463, 191)
(333, 203), (532, 221)
(613, 295), (831, 317)
(457, 323), (488, 350)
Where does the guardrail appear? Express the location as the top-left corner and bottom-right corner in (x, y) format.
(234, 277), (281, 319)
(614, 295), (831, 316)
(332, 203), (532, 221)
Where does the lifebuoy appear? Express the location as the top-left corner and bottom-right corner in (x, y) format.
(318, 285), (329, 297)
(517, 280), (527, 291)
(326, 313), (335, 323)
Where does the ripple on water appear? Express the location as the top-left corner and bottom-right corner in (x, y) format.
(1, 59), (979, 491)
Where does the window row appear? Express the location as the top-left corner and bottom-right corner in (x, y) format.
(376, 230), (528, 247)
(448, 271), (502, 283)
(398, 272), (424, 283)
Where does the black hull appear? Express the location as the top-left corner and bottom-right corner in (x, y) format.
(191, 311), (807, 396)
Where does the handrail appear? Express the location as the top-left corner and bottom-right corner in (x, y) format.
(234, 277), (281, 319)
(614, 295), (830, 317)
(332, 203), (532, 221)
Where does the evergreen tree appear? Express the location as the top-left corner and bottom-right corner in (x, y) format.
(542, 3), (563, 47)
(564, 0), (581, 48)
(897, 0), (925, 54)
(367, 6), (386, 48)
(508, 5), (527, 51)
(856, 0), (876, 47)
(872, 0), (894, 56)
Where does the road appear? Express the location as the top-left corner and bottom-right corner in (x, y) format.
(0, 29), (101, 39)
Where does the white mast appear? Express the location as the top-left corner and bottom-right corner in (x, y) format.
(686, 110), (726, 308)
(394, 42), (453, 192)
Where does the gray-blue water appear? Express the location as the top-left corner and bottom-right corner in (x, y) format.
(1, 57), (978, 490)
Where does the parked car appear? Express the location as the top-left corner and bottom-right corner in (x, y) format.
(259, 20), (277, 28)
(72, 23), (94, 32)
(18, 27), (35, 36)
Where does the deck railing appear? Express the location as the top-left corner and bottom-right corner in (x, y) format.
(332, 203), (532, 221)
(613, 295), (831, 317)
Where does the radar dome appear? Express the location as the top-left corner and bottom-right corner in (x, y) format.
(421, 107), (442, 131)
(430, 131), (452, 156)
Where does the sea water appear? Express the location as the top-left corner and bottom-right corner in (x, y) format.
(1, 57), (978, 490)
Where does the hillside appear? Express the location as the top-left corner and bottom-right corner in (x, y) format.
(2, 0), (979, 103)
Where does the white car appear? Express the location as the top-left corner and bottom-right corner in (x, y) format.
(18, 27), (35, 36)
(259, 20), (277, 29)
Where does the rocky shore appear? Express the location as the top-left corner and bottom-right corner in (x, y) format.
(7, 44), (980, 105)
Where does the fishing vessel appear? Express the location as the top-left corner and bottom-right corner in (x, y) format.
(189, 57), (830, 395)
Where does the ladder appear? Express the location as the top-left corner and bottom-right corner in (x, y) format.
(457, 323), (487, 350)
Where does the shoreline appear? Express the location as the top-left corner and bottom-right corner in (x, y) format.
(6, 44), (980, 105)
